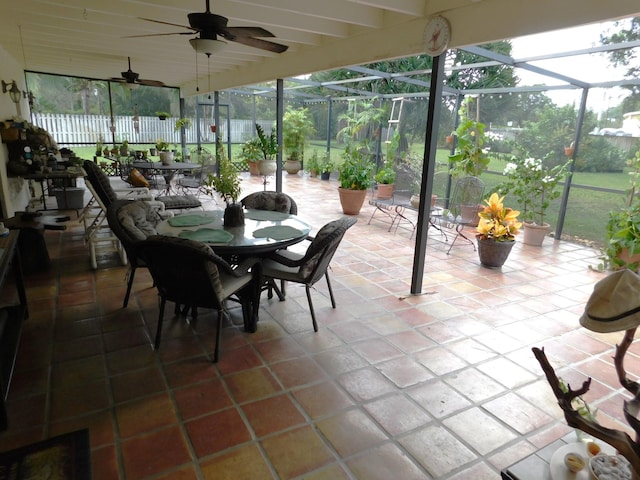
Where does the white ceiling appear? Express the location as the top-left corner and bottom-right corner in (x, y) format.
(1, 0), (639, 97)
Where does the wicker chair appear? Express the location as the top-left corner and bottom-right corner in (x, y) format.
(260, 216), (356, 331)
(135, 236), (261, 362)
(240, 191), (298, 215)
(106, 199), (167, 308)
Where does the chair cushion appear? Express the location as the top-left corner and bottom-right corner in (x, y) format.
(156, 195), (202, 210)
(243, 192), (292, 213)
(117, 201), (160, 241)
(128, 168), (150, 188)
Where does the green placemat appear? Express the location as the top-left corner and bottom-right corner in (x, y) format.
(253, 225), (304, 240)
(168, 213), (213, 227)
(178, 228), (233, 243)
(244, 210), (290, 221)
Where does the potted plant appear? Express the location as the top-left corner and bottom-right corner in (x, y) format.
(306, 150), (320, 177)
(448, 118), (490, 178)
(156, 111), (170, 120)
(337, 145), (374, 215)
(600, 150), (640, 271)
(95, 139), (103, 157)
(283, 107), (316, 174)
(255, 123), (278, 176)
(203, 139), (243, 226)
(319, 153), (334, 180)
(240, 137), (262, 175)
(156, 138), (173, 164)
(476, 193), (522, 268)
(174, 118), (192, 131)
(374, 164), (396, 200)
(119, 140), (129, 156)
(498, 152), (571, 246)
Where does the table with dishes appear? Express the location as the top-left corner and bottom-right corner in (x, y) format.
(501, 433), (628, 480)
(156, 208), (312, 257)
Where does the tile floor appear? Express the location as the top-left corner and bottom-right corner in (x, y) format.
(0, 171), (635, 480)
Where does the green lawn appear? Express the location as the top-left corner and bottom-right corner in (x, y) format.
(73, 142), (627, 249)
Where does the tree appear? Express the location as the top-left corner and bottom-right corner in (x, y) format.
(601, 17), (640, 112)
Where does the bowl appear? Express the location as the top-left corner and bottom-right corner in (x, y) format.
(589, 454), (632, 480)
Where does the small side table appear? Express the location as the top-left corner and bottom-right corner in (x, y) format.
(3, 212), (70, 273)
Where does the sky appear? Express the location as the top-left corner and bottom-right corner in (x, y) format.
(508, 19), (631, 114)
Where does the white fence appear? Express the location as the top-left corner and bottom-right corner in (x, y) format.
(32, 113), (273, 146)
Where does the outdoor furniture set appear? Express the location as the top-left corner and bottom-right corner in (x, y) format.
(104, 189), (355, 361)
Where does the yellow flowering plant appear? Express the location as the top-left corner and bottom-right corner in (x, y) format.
(476, 193), (522, 241)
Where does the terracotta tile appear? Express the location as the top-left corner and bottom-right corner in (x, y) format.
(269, 356), (328, 389)
(200, 444), (273, 480)
(174, 378), (233, 420)
(214, 344), (264, 375)
(121, 426), (191, 480)
(111, 367), (167, 403)
(407, 380), (472, 418)
(49, 411), (115, 448)
(337, 366), (397, 402)
(443, 407), (519, 454)
(260, 425), (335, 479)
(316, 409), (387, 457)
(50, 379), (111, 421)
(185, 408), (251, 457)
(291, 381), (355, 419)
(91, 445), (119, 480)
(51, 355), (106, 388)
(242, 393), (306, 437)
(363, 393), (432, 436)
(313, 345), (368, 376)
(483, 392), (554, 435)
(252, 336), (307, 363)
(346, 443), (427, 479)
(116, 392), (179, 438)
(106, 344), (158, 375)
(163, 355), (218, 388)
(224, 367), (282, 403)
(376, 356), (433, 388)
(153, 465), (200, 480)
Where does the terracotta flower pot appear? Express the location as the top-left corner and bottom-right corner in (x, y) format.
(523, 222), (551, 246)
(248, 161), (260, 176)
(338, 187), (367, 215)
(376, 183), (394, 200)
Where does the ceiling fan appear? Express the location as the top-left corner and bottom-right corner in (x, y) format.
(128, 0), (289, 54)
(110, 57), (165, 87)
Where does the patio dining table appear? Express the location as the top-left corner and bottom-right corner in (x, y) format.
(132, 161), (200, 195)
(156, 208), (312, 258)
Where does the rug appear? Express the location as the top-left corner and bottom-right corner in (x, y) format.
(0, 429), (91, 479)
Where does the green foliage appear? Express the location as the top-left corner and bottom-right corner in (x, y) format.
(498, 152), (571, 225)
(255, 123), (278, 160)
(174, 118), (192, 131)
(338, 145), (374, 190)
(336, 99), (386, 146)
(305, 150), (320, 172)
(374, 165), (396, 184)
(318, 153), (334, 173)
(576, 136), (627, 172)
(448, 118), (490, 177)
(239, 138), (262, 164)
(204, 139), (241, 205)
(283, 107), (316, 161)
(155, 111), (170, 118)
(600, 150), (640, 271)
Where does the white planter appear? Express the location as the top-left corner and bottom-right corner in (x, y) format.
(259, 159), (277, 176)
(523, 222), (551, 246)
(159, 151), (174, 165)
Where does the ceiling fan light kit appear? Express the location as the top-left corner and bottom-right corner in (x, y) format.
(190, 38), (226, 55)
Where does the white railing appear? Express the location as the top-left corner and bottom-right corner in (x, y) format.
(31, 113), (273, 146)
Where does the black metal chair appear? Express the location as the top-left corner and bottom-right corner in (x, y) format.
(260, 216), (356, 331)
(135, 235), (262, 362)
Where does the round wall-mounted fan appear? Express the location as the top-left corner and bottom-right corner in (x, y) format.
(110, 57), (165, 87)
(128, 0), (288, 54)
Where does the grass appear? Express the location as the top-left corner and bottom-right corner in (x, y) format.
(73, 142), (629, 248)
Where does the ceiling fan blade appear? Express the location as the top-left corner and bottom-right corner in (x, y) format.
(139, 17), (195, 30)
(138, 79), (166, 87)
(222, 26), (276, 38)
(228, 36), (288, 53)
(124, 32), (193, 38)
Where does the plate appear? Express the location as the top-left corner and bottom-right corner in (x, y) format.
(168, 214), (213, 227)
(178, 228), (233, 244)
(253, 226), (303, 240)
(550, 442), (615, 480)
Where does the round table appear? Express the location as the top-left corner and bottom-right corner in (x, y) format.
(156, 209), (312, 257)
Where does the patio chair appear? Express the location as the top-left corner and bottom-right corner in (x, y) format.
(260, 216), (356, 331)
(134, 235), (262, 362)
(240, 190), (298, 299)
(177, 148), (217, 198)
(240, 191), (298, 214)
(106, 199), (170, 308)
(431, 176), (485, 254)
